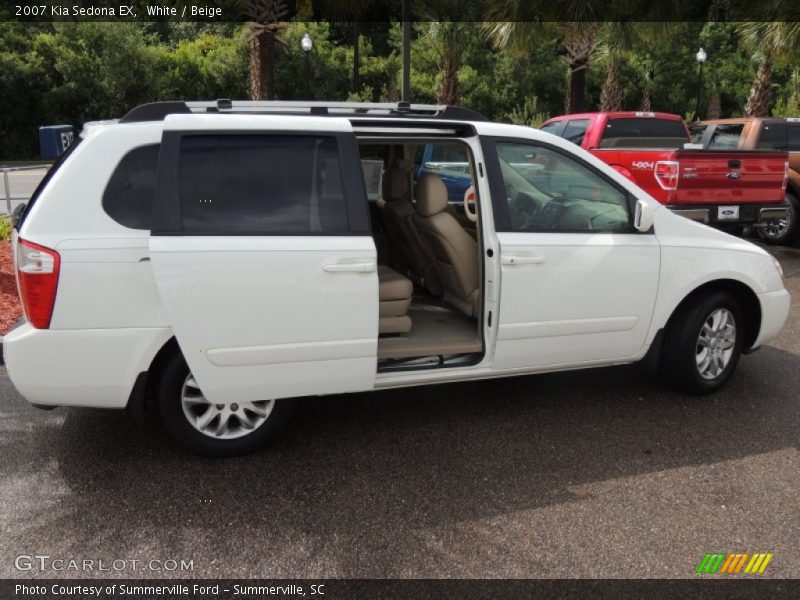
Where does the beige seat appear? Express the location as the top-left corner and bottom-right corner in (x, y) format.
(378, 161), (441, 294)
(378, 265), (413, 334)
(412, 173), (480, 317)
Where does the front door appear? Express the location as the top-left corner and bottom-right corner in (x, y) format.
(483, 138), (660, 370)
(149, 114), (378, 404)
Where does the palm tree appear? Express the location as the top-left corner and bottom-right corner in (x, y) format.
(597, 22), (677, 112)
(244, 0), (290, 100)
(737, 21), (800, 117)
(423, 22), (472, 105)
(597, 23), (630, 112)
(484, 20), (601, 113)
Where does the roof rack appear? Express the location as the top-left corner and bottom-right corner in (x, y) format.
(119, 100), (488, 124)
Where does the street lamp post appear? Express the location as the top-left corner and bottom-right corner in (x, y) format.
(402, 0), (411, 101)
(353, 23), (359, 96)
(301, 33), (313, 100)
(693, 47), (707, 122)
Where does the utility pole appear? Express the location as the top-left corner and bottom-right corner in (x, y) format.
(401, 0), (411, 101)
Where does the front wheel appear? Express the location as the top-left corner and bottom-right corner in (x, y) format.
(156, 352), (294, 457)
(660, 291), (743, 394)
(758, 193), (799, 245)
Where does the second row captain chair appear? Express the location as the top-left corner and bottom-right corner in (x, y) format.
(412, 173), (480, 318)
(378, 158), (442, 295)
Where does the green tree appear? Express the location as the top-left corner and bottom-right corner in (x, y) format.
(596, 22), (676, 112)
(483, 20), (601, 113)
(422, 22), (473, 105)
(737, 21), (800, 116)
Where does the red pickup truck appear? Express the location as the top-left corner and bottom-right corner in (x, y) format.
(540, 111), (789, 231)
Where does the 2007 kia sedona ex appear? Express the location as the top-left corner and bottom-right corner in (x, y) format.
(5, 101), (790, 456)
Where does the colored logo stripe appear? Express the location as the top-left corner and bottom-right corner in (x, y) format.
(696, 553), (726, 574)
(696, 553), (773, 574)
(745, 553), (773, 574)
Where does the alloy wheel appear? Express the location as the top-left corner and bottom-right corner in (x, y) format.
(695, 308), (737, 380)
(180, 375), (274, 439)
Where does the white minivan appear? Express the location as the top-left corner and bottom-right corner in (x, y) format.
(5, 101), (790, 456)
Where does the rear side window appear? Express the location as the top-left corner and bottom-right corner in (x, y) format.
(562, 119), (590, 145)
(598, 118), (687, 149)
(102, 144), (159, 230)
(178, 135), (349, 234)
(430, 144), (468, 163)
(689, 125), (707, 143)
(540, 122), (563, 136)
(707, 124), (744, 150)
(786, 124), (800, 151)
(757, 122), (787, 150)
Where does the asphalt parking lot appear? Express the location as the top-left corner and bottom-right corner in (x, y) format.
(0, 241), (798, 580)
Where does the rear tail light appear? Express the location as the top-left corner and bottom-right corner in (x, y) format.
(16, 239), (60, 329)
(654, 160), (680, 191)
(782, 161), (789, 192)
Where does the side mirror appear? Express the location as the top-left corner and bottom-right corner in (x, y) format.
(633, 198), (654, 232)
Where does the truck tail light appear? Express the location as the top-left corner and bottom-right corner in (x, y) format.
(16, 239), (60, 329)
(782, 161), (789, 192)
(654, 160), (680, 191)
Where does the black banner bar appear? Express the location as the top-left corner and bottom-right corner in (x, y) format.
(2, 579), (800, 600)
(3, 0), (800, 23)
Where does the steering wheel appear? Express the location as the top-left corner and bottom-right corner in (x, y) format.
(507, 184), (539, 229)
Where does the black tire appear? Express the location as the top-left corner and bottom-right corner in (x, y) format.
(156, 351), (294, 457)
(660, 291), (743, 395)
(758, 193), (799, 245)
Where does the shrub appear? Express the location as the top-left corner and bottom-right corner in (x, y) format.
(0, 217), (11, 242)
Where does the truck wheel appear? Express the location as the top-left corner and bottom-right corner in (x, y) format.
(660, 291), (742, 394)
(758, 193), (799, 245)
(156, 352), (294, 457)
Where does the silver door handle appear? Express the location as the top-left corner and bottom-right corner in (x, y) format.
(501, 255), (545, 265)
(323, 261), (377, 273)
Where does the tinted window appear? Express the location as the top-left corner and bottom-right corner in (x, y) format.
(757, 122), (787, 150)
(178, 135), (349, 234)
(787, 124), (800, 151)
(562, 119), (590, 145)
(540, 122), (563, 136)
(430, 144), (468, 163)
(599, 118), (687, 149)
(689, 125), (707, 143)
(496, 142), (630, 233)
(708, 124), (744, 150)
(102, 144), (159, 230)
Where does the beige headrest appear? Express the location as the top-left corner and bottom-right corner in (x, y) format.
(415, 173), (449, 217)
(381, 163), (408, 203)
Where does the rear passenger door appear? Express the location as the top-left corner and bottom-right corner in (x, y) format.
(149, 114), (378, 405)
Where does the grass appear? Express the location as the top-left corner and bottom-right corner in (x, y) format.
(0, 216), (12, 242)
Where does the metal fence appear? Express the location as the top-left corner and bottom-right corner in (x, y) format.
(1, 164), (50, 215)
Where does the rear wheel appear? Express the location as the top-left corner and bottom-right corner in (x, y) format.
(660, 291), (743, 394)
(758, 193), (799, 245)
(156, 352), (294, 457)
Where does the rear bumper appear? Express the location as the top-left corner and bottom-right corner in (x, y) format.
(3, 323), (171, 409)
(753, 288), (791, 349)
(666, 203), (788, 226)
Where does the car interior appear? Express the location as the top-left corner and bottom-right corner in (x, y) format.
(358, 141), (484, 371)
